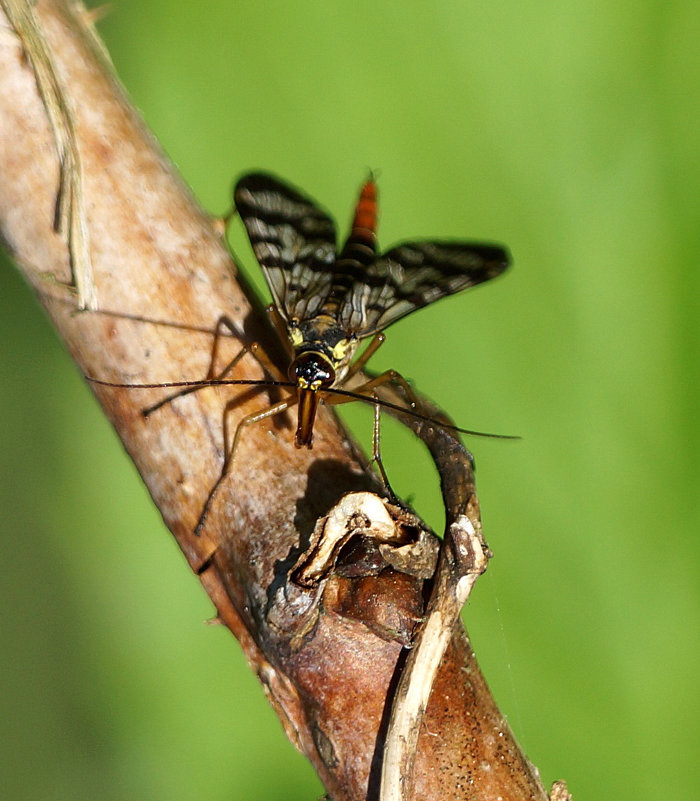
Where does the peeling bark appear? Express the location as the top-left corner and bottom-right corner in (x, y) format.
(0, 2), (567, 799)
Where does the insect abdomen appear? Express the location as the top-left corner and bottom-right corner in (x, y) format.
(322, 177), (379, 318)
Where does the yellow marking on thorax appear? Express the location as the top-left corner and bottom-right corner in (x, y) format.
(332, 338), (353, 362)
(289, 326), (304, 348)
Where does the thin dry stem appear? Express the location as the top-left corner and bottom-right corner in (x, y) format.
(1, 0), (96, 308)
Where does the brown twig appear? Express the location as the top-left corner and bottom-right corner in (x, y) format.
(372, 393), (491, 800)
(0, 2), (566, 799)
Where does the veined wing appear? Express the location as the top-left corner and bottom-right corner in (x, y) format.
(234, 173), (338, 322)
(338, 240), (510, 337)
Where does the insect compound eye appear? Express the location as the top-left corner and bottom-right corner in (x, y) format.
(289, 353), (336, 389)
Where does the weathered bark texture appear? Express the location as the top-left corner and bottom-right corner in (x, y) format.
(0, 2), (557, 799)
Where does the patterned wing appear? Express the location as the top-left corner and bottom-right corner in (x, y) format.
(337, 240), (510, 337)
(234, 173), (338, 322)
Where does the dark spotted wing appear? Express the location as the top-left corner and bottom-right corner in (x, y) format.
(234, 173), (338, 322)
(337, 240), (510, 337)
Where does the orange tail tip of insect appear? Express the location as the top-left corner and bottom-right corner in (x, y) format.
(351, 172), (379, 240)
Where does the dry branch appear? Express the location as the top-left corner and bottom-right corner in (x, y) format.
(0, 2), (564, 799)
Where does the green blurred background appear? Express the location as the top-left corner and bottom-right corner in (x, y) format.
(1, 1), (698, 798)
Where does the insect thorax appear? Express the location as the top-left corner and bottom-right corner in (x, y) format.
(287, 315), (359, 385)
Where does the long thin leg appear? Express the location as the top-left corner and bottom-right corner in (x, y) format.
(265, 304), (295, 359)
(144, 346), (250, 416)
(368, 397), (398, 500)
(324, 371), (406, 498)
(344, 333), (385, 382)
(144, 315), (241, 415)
(327, 368), (421, 413)
(248, 341), (287, 383)
(222, 395), (296, 473)
(324, 366), (425, 499)
(195, 394), (296, 535)
(143, 316), (279, 416)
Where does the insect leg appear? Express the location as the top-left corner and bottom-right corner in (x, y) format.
(248, 341), (287, 383)
(369, 396), (398, 500)
(265, 304), (295, 359)
(143, 316), (276, 417)
(322, 380), (399, 499)
(343, 333), (386, 382)
(222, 396), (296, 472)
(195, 394), (296, 535)
(332, 368), (421, 414)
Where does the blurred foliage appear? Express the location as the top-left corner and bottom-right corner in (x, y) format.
(1, 1), (698, 799)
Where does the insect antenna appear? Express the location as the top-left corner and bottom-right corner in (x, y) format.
(87, 376), (517, 441)
(322, 385), (519, 440)
(86, 377), (296, 393)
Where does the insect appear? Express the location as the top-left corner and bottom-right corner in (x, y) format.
(92, 173), (511, 531)
(229, 172), (510, 448)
